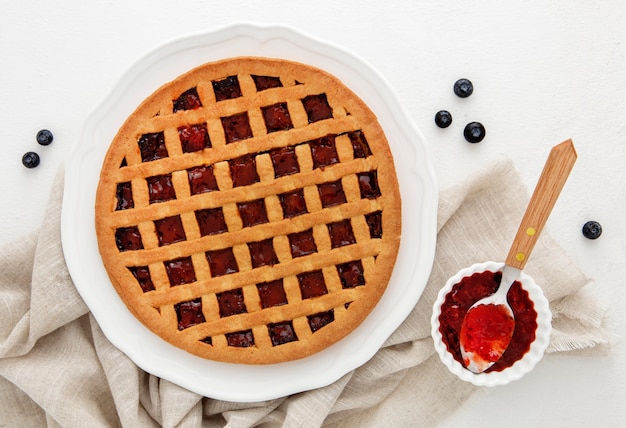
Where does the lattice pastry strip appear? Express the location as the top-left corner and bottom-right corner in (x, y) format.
(96, 57), (401, 364)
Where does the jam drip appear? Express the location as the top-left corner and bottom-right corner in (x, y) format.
(438, 270), (538, 372)
(357, 171), (381, 199)
(173, 87), (202, 112)
(212, 76), (242, 101)
(147, 174), (176, 204)
(154, 215), (186, 246)
(252, 75), (282, 91)
(348, 131), (372, 158)
(318, 180), (347, 208)
(268, 321), (298, 346)
(175, 298), (205, 330)
(308, 310), (335, 332)
(195, 207), (228, 236)
(365, 211), (383, 238)
(337, 260), (365, 288)
(248, 239), (279, 268)
(164, 257), (196, 286)
(309, 135), (339, 169)
(230, 155), (260, 187)
(327, 220), (356, 248)
(128, 266), (154, 292)
(279, 190), (308, 218)
(270, 147), (300, 178)
(257, 280), (288, 308)
(206, 248), (239, 277)
(139, 132), (168, 162)
(226, 330), (255, 347)
(115, 182), (134, 211)
(221, 112), (253, 144)
(217, 288), (247, 317)
(297, 270), (328, 299)
(187, 165), (218, 195)
(262, 102), (293, 133)
(288, 229), (318, 258)
(302, 93), (333, 123)
(115, 226), (143, 252)
(179, 123), (211, 153)
(237, 199), (269, 227)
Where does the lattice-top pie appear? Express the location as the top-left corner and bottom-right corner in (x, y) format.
(95, 57), (401, 364)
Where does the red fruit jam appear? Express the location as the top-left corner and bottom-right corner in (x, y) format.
(438, 270), (538, 372)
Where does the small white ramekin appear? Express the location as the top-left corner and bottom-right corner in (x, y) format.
(431, 261), (551, 386)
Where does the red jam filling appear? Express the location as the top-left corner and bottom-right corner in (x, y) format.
(221, 112), (253, 144)
(115, 226), (143, 252)
(318, 180), (347, 208)
(173, 87), (202, 112)
(270, 146), (300, 178)
(297, 270), (328, 299)
(147, 174), (176, 203)
(257, 279), (288, 308)
(262, 102), (293, 133)
(195, 207), (228, 236)
(460, 303), (516, 366)
(247, 239), (279, 268)
(365, 211), (383, 238)
(212, 76), (242, 101)
(279, 189), (308, 218)
(268, 321), (298, 346)
(179, 123), (211, 153)
(115, 182), (134, 211)
(337, 260), (365, 288)
(288, 229), (318, 258)
(217, 288), (248, 317)
(348, 130), (372, 158)
(302, 93), (333, 123)
(200, 336), (212, 345)
(252, 75), (283, 91)
(308, 310), (335, 332)
(310, 135), (339, 169)
(438, 270), (538, 372)
(187, 165), (219, 195)
(205, 248), (239, 277)
(175, 298), (205, 330)
(226, 330), (255, 347)
(230, 154), (260, 187)
(138, 132), (168, 162)
(357, 171), (381, 199)
(327, 219), (356, 248)
(154, 215), (186, 246)
(237, 199), (269, 227)
(164, 257), (196, 286)
(128, 266), (155, 293)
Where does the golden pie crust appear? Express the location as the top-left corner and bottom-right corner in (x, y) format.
(95, 57), (401, 364)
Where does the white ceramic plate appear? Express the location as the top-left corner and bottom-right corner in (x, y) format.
(61, 23), (437, 402)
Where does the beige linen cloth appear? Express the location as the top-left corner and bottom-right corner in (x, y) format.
(0, 159), (609, 427)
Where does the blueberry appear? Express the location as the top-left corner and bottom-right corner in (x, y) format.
(36, 129), (54, 146)
(463, 122), (486, 143)
(582, 220), (602, 239)
(435, 110), (453, 128)
(22, 151), (40, 168)
(454, 78), (474, 98)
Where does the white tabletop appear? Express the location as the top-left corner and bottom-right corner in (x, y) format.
(1, 1), (624, 426)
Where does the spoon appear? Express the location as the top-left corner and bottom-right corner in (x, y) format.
(460, 139), (577, 373)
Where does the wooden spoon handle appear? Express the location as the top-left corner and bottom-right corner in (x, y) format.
(505, 139), (577, 269)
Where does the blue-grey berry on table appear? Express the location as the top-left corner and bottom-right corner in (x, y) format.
(463, 122), (485, 143)
(582, 220), (602, 239)
(22, 151), (40, 168)
(435, 110), (453, 128)
(36, 129), (54, 146)
(454, 78), (474, 98)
